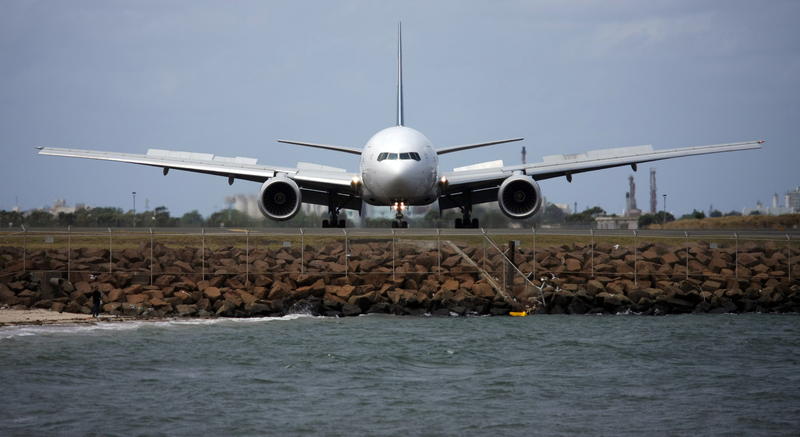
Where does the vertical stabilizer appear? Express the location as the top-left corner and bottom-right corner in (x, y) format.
(397, 22), (404, 126)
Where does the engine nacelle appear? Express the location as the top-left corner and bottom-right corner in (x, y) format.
(497, 175), (543, 219)
(258, 177), (301, 220)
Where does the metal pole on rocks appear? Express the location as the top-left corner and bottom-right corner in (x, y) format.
(22, 226), (26, 274)
(787, 234), (792, 282)
(590, 228), (595, 278)
(734, 232), (739, 280)
(67, 225), (71, 282)
(300, 228), (304, 275)
(633, 229), (638, 286)
(392, 229), (396, 281)
(245, 230), (250, 286)
(482, 231), (487, 272)
(684, 231), (689, 281)
(532, 226), (537, 281)
(149, 228), (154, 285)
(343, 229), (348, 279)
(201, 227), (205, 281)
(436, 228), (441, 277)
(108, 227), (112, 274)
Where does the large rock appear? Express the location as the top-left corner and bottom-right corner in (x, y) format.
(203, 287), (221, 300)
(176, 304), (198, 316)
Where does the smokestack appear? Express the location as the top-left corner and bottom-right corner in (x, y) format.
(649, 168), (657, 214)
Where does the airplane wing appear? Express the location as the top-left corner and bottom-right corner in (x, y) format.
(439, 140), (764, 208)
(37, 146), (362, 209)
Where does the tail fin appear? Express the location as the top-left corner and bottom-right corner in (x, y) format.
(396, 22), (404, 126)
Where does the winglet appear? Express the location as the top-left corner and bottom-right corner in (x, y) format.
(397, 22), (404, 127)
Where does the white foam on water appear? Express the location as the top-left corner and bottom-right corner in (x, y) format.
(0, 314), (323, 339)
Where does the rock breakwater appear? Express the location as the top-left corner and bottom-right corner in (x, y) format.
(0, 238), (797, 316)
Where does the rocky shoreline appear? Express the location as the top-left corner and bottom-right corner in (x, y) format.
(1, 239), (798, 317)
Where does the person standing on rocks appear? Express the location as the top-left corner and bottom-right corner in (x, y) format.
(91, 289), (102, 318)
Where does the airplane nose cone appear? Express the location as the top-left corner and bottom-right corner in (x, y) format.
(380, 162), (417, 198)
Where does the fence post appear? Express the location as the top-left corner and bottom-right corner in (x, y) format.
(300, 228), (304, 275)
(734, 232), (739, 280)
(149, 228), (154, 285)
(633, 229), (637, 287)
(344, 228), (348, 279)
(108, 227), (112, 274)
(392, 229), (396, 282)
(684, 231), (689, 281)
(482, 231), (487, 272)
(201, 227), (206, 281)
(22, 226), (27, 274)
(67, 225), (71, 282)
(532, 226), (537, 281)
(436, 228), (441, 277)
(245, 230), (250, 286)
(590, 228), (594, 279)
(788, 234), (792, 282)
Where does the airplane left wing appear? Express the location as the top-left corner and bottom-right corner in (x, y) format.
(439, 140), (763, 208)
(36, 147), (360, 206)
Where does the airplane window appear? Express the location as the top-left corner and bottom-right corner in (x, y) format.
(377, 152), (388, 161)
(388, 153), (398, 160)
(410, 152), (421, 161)
(400, 153), (411, 160)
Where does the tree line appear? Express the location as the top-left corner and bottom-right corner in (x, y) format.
(0, 202), (610, 229)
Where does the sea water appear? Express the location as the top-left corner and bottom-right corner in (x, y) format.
(1, 314), (799, 436)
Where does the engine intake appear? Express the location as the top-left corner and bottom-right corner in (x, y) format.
(258, 177), (301, 220)
(498, 175), (542, 219)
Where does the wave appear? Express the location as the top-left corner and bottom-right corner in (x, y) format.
(0, 314), (321, 340)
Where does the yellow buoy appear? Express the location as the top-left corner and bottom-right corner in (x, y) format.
(508, 311), (528, 317)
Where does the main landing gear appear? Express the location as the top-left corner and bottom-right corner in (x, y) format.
(454, 200), (479, 229)
(322, 195), (346, 228)
(322, 208), (346, 228)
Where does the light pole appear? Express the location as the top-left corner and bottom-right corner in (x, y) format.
(662, 193), (667, 225)
(132, 191), (137, 228)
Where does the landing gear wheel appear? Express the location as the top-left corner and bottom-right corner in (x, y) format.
(322, 219), (330, 228)
(338, 219), (346, 228)
(471, 218), (479, 229)
(455, 218), (463, 229)
(401, 221), (408, 228)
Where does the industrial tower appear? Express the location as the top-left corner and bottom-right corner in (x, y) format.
(649, 168), (657, 213)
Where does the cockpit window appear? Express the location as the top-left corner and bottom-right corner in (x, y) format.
(378, 152), (420, 161)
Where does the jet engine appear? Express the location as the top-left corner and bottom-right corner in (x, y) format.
(258, 176), (301, 220)
(497, 175), (542, 219)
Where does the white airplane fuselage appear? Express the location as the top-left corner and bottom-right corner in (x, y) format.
(359, 126), (439, 207)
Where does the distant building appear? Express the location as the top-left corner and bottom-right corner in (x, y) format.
(595, 216), (638, 230)
(788, 187), (800, 212)
(742, 188), (799, 215)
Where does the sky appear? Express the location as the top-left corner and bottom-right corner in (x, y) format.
(1, 0), (798, 218)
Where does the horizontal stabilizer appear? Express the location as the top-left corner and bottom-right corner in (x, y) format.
(278, 140), (362, 155)
(436, 138), (523, 155)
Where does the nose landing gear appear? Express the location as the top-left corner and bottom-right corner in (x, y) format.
(391, 201), (408, 228)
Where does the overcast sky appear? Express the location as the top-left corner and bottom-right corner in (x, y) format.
(1, 0), (797, 218)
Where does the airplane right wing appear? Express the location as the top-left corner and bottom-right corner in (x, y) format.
(439, 140), (764, 209)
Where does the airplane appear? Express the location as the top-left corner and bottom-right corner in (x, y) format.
(38, 24), (763, 229)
